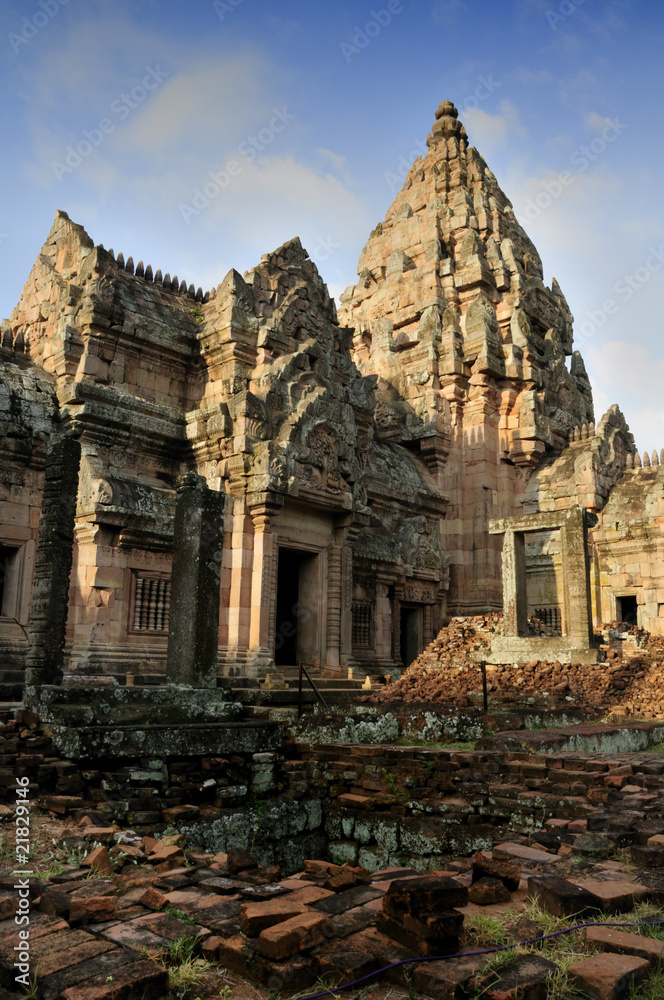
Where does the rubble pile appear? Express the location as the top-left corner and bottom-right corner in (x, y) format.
(372, 616), (664, 717)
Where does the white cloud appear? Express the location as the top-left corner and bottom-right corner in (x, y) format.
(315, 148), (353, 186)
(512, 67), (555, 87)
(117, 58), (270, 158)
(464, 100), (527, 153)
(584, 111), (619, 133)
(586, 341), (664, 454)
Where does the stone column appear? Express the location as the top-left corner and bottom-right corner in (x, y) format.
(561, 506), (593, 647)
(166, 475), (224, 687)
(502, 529), (528, 637)
(339, 543), (354, 667)
(25, 437), (81, 688)
(324, 544), (343, 671)
(392, 585), (403, 664)
(246, 492), (283, 674)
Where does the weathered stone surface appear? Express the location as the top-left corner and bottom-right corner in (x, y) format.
(257, 911), (328, 960)
(527, 874), (598, 917)
(585, 925), (664, 965)
(568, 952), (650, 1000)
(468, 876), (511, 905)
(472, 852), (521, 891)
(573, 878), (650, 914)
(472, 954), (557, 1000)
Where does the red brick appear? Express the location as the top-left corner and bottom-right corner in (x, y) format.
(568, 953), (650, 1000)
(69, 896), (118, 925)
(585, 925), (664, 965)
(258, 912), (329, 960)
(239, 898), (307, 936)
(82, 845), (113, 876)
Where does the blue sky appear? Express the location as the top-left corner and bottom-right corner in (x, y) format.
(2, 0), (663, 452)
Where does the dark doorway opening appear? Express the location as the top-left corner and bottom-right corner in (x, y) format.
(617, 595), (638, 626)
(0, 546), (18, 616)
(400, 605), (422, 668)
(275, 548), (318, 666)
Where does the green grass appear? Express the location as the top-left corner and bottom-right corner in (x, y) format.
(466, 914), (512, 946)
(150, 934), (212, 1000)
(630, 964), (664, 1000)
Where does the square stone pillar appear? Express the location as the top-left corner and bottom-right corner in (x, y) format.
(560, 505), (593, 648)
(502, 529), (528, 637)
(339, 543), (354, 667)
(324, 543), (343, 670)
(25, 437), (81, 688)
(166, 475), (225, 687)
(246, 492), (283, 673)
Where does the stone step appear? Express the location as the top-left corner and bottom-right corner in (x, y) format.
(226, 686), (374, 707)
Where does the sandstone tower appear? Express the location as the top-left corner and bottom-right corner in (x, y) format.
(339, 100), (596, 614)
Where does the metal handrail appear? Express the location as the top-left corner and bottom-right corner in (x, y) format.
(297, 661), (331, 717)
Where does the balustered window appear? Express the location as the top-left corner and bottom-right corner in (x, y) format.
(130, 573), (171, 633)
(533, 606), (562, 635)
(352, 603), (373, 648)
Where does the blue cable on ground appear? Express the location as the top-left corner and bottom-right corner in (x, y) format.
(296, 917), (664, 1000)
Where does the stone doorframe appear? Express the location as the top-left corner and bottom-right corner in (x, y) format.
(272, 539), (326, 669)
(486, 505), (599, 664)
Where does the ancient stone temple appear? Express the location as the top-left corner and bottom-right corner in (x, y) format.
(1, 99), (663, 688)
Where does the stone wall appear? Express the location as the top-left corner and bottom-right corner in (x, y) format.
(0, 356), (58, 682)
(7, 704), (664, 874)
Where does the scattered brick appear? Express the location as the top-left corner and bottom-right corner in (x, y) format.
(568, 952), (650, 1000)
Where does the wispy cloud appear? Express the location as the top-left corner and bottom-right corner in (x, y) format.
(463, 99), (527, 152)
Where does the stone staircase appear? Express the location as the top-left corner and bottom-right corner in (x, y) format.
(216, 666), (383, 721)
(0, 664), (386, 724)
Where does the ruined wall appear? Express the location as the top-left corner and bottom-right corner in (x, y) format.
(591, 453), (664, 633)
(0, 354), (58, 684)
(522, 405), (664, 634)
(4, 211), (205, 676)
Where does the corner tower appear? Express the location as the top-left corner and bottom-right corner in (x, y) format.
(339, 100), (595, 613)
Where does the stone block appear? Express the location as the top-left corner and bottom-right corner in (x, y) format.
(383, 875), (467, 915)
(239, 898), (307, 937)
(585, 925), (664, 965)
(69, 895), (118, 925)
(82, 846), (113, 876)
(568, 953), (650, 1000)
(376, 914), (459, 956)
(258, 911), (329, 961)
(57, 958), (169, 1000)
(472, 851), (521, 891)
(573, 879), (650, 914)
(468, 877), (511, 905)
(414, 956), (481, 999)
(527, 875), (599, 918)
(493, 842), (561, 865)
(472, 954), (558, 1000)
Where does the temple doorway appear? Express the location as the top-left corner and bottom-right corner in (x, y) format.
(617, 594), (638, 625)
(400, 604), (423, 668)
(274, 547), (319, 666)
